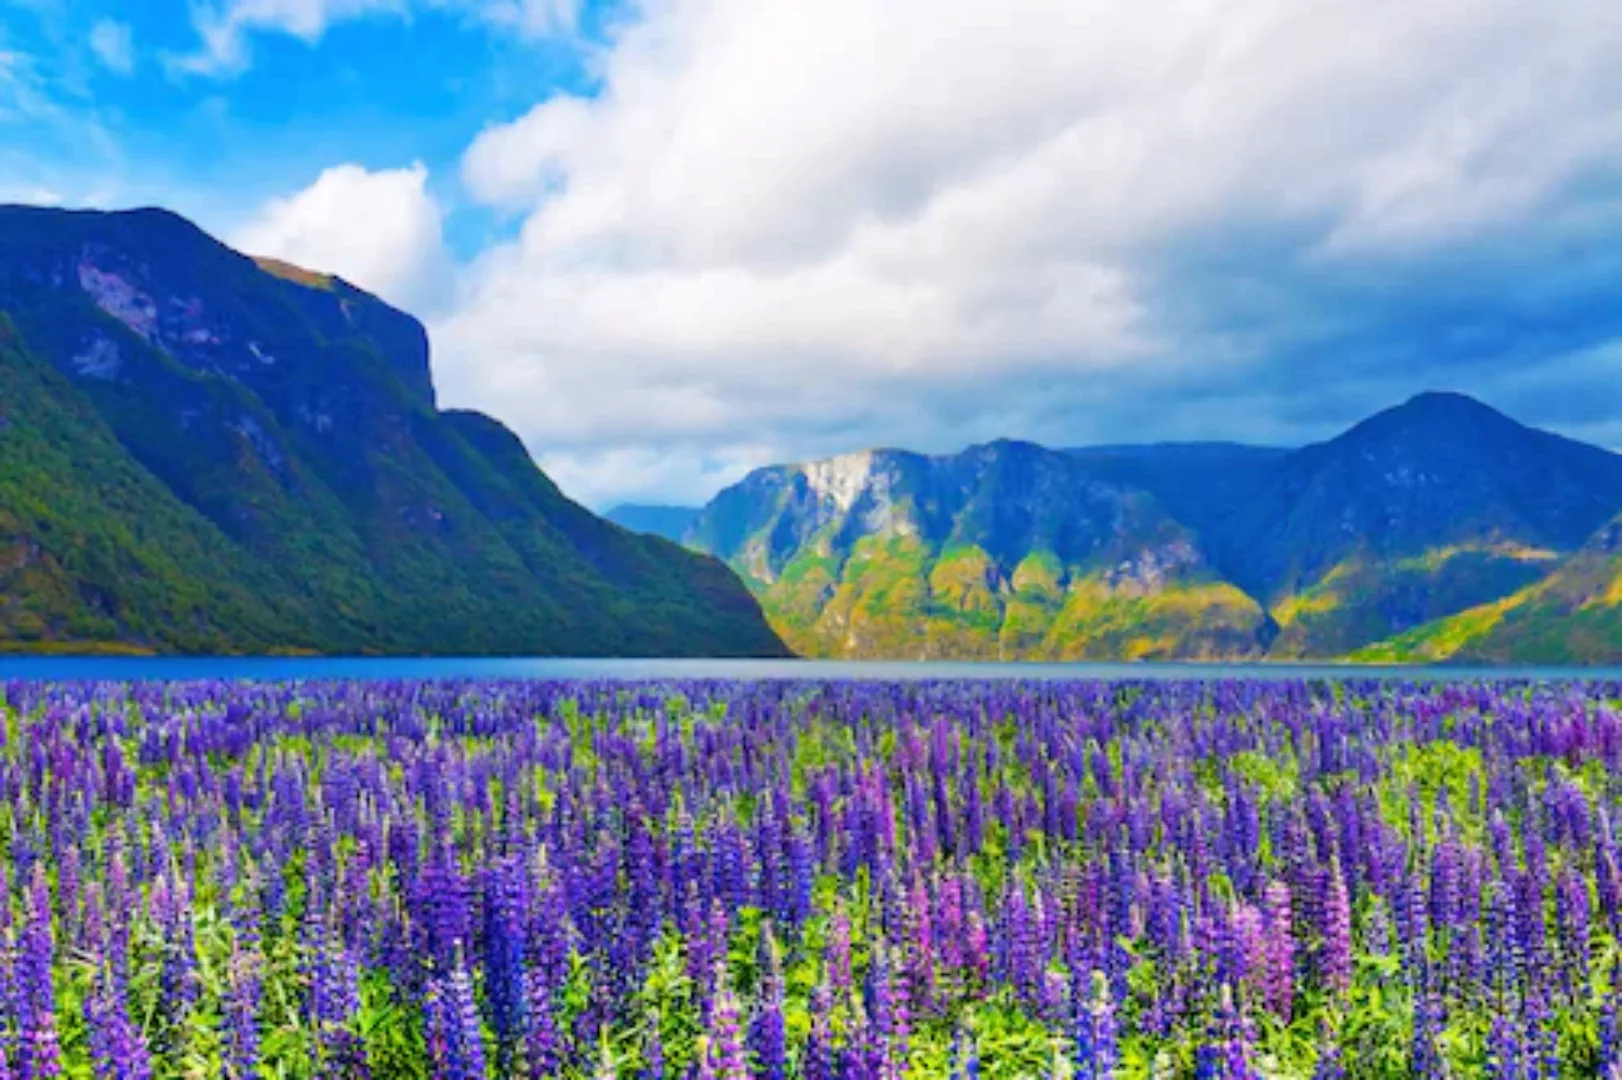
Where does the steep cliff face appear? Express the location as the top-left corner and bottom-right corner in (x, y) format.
(687, 441), (1268, 659)
(0, 205), (787, 657)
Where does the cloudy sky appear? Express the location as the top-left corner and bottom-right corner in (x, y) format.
(5, 0), (1622, 509)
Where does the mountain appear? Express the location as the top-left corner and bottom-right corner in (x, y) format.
(1064, 442), (1292, 536)
(606, 504), (701, 544)
(685, 441), (1268, 660)
(1204, 392), (1622, 657)
(1354, 514), (1622, 664)
(0, 205), (787, 657)
(683, 394), (1622, 662)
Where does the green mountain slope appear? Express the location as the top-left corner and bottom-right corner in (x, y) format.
(686, 441), (1269, 659)
(0, 205), (786, 657)
(0, 318), (316, 651)
(1354, 516), (1622, 664)
(1205, 392), (1622, 656)
(683, 396), (1622, 662)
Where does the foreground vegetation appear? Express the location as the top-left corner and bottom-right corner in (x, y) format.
(0, 677), (1618, 1077)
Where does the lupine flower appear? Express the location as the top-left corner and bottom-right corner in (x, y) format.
(1321, 857), (1352, 996)
(0, 676), (1618, 1077)
(84, 965), (150, 1080)
(222, 927), (262, 1080)
(752, 928), (787, 1080)
(1072, 969), (1118, 1080)
(16, 868), (60, 1080)
(426, 957), (488, 1080)
(703, 964), (748, 1080)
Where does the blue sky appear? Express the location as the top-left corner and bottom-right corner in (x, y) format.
(0, 0), (616, 254)
(5, 0), (1622, 510)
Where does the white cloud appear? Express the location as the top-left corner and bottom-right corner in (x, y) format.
(230, 162), (449, 312)
(89, 19), (135, 75)
(171, 0), (404, 77)
(431, 0), (1622, 506)
(0, 184), (61, 207)
(536, 443), (774, 509)
(172, 0), (579, 76)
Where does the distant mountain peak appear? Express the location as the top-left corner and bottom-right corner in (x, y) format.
(1394, 389), (1506, 419)
(1363, 389), (1512, 431)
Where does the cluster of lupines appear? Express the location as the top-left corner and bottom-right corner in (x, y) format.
(0, 677), (1618, 1077)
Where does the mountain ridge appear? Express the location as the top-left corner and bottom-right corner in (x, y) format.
(0, 205), (788, 657)
(671, 393), (1622, 662)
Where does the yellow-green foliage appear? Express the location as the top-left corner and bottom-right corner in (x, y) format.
(754, 536), (1269, 661)
(1043, 578), (1265, 661)
(1350, 596), (1517, 663)
(928, 546), (1000, 617)
(1271, 545), (1554, 660)
(1355, 540), (1622, 664)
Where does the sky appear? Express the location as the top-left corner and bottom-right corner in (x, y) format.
(5, 0), (1622, 510)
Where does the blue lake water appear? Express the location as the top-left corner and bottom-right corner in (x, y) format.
(2, 656), (1621, 682)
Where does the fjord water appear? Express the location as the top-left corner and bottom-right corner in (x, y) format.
(3, 656), (1621, 681)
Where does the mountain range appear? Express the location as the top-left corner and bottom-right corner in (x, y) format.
(6, 202), (1617, 664)
(0, 205), (787, 657)
(610, 394), (1622, 663)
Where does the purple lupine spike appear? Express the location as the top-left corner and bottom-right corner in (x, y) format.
(751, 927), (787, 1080)
(703, 964), (748, 1080)
(1525, 986), (1559, 1080)
(1485, 1009), (1523, 1080)
(826, 904), (853, 1000)
(692, 1037), (718, 1080)
(1408, 986), (1446, 1080)
(1072, 969), (1118, 1080)
(482, 856), (529, 1066)
(1261, 881), (1295, 1019)
(417, 841), (471, 977)
(1321, 856), (1352, 996)
(802, 983), (836, 1080)
(85, 964), (151, 1080)
(16, 868), (60, 1080)
(426, 956), (488, 1080)
(1193, 986), (1246, 1080)
(1600, 967), (1622, 1079)
(868, 940), (910, 1080)
(1218, 984), (1260, 1080)
(1554, 866), (1591, 996)
(1597, 843), (1622, 937)
(223, 923), (263, 1080)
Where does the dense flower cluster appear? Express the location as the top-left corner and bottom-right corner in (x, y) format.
(0, 676), (1617, 1077)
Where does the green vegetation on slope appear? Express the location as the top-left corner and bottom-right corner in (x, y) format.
(0, 206), (786, 658)
(1354, 521), (1622, 664)
(687, 395), (1622, 663)
(743, 533), (1268, 661)
(0, 318), (316, 650)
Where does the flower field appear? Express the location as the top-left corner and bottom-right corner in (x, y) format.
(0, 677), (1620, 1078)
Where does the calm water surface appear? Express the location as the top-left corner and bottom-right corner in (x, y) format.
(2, 656), (1621, 682)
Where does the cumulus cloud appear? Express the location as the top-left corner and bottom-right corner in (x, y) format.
(231, 162), (449, 312)
(89, 20), (134, 75)
(427, 0), (1622, 508)
(172, 0), (579, 76)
